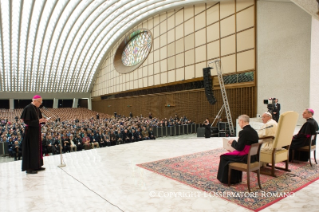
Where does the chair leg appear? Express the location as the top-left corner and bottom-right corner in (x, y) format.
(314, 150), (317, 164)
(247, 172), (251, 192)
(271, 163), (275, 177)
(257, 169), (262, 190)
(228, 167), (231, 186)
(309, 150), (312, 167)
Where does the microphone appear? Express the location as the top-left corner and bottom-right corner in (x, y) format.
(258, 125), (273, 131)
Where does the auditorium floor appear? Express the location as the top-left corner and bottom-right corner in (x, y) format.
(1, 132), (318, 212)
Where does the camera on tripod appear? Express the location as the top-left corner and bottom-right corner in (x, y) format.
(263, 98), (276, 113)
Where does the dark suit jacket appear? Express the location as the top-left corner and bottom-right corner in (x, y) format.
(110, 134), (117, 141)
(63, 138), (71, 146)
(231, 125), (259, 151)
(273, 103), (281, 116)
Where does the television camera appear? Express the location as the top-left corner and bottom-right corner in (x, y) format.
(263, 98), (276, 113)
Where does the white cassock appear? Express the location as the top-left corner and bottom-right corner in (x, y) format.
(258, 119), (278, 151)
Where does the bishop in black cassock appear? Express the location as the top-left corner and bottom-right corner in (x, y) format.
(21, 95), (48, 174)
(289, 109), (318, 161)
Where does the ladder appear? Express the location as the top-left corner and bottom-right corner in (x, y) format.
(211, 104), (224, 126)
(209, 59), (235, 136)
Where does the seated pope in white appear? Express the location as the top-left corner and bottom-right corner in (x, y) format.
(258, 112), (278, 151)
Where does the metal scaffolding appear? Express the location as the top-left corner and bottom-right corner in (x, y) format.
(208, 59), (235, 136)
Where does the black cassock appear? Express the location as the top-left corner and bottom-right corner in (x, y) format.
(289, 118), (318, 161)
(204, 124), (211, 138)
(217, 125), (259, 184)
(21, 104), (43, 171)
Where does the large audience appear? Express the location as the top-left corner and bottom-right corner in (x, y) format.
(0, 108), (195, 160)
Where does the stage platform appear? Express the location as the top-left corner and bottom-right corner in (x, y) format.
(0, 133), (318, 212)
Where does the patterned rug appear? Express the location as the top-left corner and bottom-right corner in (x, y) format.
(137, 148), (319, 211)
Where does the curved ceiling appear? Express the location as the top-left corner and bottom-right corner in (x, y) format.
(0, 0), (211, 93)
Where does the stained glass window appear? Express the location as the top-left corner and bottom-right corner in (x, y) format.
(121, 31), (152, 66)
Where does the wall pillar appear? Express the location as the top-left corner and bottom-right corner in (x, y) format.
(9, 99), (14, 109)
(310, 17), (319, 121)
(72, 98), (78, 108)
(88, 95), (92, 110)
(53, 98), (58, 108)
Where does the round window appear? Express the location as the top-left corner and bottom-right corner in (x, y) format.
(121, 31), (152, 66)
(114, 29), (153, 74)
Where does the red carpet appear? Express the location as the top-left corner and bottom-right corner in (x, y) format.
(137, 148), (319, 211)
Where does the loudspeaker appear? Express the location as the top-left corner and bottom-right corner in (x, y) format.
(203, 67), (217, 105)
(197, 127), (205, 137)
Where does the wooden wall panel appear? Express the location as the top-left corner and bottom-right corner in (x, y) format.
(92, 86), (255, 124)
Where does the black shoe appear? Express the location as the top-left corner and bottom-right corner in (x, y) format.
(26, 170), (38, 174)
(37, 167), (46, 171)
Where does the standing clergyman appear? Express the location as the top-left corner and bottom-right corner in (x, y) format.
(21, 95), (48, 174)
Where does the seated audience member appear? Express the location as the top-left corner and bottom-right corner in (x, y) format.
(82, 133), (91, 149)
(1, 136), (7, 142)
(45, 135), (54, 155)
(98, 132), (106, 147)
(17, 135), (22, 144)
(103, 134), (111, 147)
(53, 136), (62, 154)
(75, 134), (83, 151)
(217, 115), (259, 184)
(122, 129), (131, 143)
(41, 134), (48, 156)
(63, 135), (71, 153)
(12, 141), (22, 160)
(117, 130), (123, 145)
(142, 127), (150, 140)
(90, 132), (99, 148)
(289, 109), (318, 161)
(149, 127), (155, 140)
(136, 128), (142, 141)
(69, 134), (77, 152)
(8, 137), (15, 157)
(258, 112), (278, 151)
(131, 129), (137, 142)
(110, 131), (117, 146)
(97, 131), (105, 147)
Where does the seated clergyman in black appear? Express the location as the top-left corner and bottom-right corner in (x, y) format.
(217, 115), (259, 184)
(289, 108), (318, 161)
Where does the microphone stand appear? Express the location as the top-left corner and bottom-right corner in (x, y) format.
(42, 113), (65, 167)
(41, 109), (66, 167)
(58, 141), (66, 168)
(258, 125), (274, 131)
